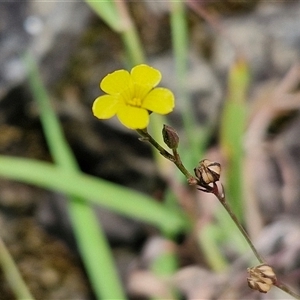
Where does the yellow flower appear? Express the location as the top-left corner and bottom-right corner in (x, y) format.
(92, 64), (175, 129)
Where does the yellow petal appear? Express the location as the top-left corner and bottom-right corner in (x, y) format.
(92, 95), (119, 119)
(142, 88), (175, 114)
(117, 105), (149, 129)
(100, 70), (131, 94)
(131, 64), (161, 88)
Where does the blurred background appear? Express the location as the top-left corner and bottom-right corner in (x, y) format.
(1, 1), (300, 299)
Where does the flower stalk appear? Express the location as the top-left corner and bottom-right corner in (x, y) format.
(212, 184), (264, 264)
(137, 126), (300, 299)
(275, 282), (300, 300)
(136, 128), (194, 181)
(92, 64), (300, 299)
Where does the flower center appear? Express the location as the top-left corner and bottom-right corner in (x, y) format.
(127, 97), (142, 107)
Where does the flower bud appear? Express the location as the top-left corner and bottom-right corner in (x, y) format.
(194, 159), (221, 185)
(162, 124), (179, 149)
(247, 264), (277, 293)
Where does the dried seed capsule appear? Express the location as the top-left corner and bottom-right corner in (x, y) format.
(194, 159), (221, 185)
(247, 264), (277, 293)
(247, 277), (272, 293)
(256, 264), (277, 282)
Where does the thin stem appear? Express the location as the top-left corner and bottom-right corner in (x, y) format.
(138, 127), (300, 299)
(275, 281), (300, 300)
(172, 148), (194, 180)
(136, 129), (194, 180)
(213, 184), (264, 264)
(137, 129), (174, 161)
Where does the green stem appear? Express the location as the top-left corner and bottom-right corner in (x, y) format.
(0, 237), (35, 300)
(137, 129), (174, 161)
(136, 129), (193, 180)
(138, 128), (265, 265)
(172, 148), (194, 180)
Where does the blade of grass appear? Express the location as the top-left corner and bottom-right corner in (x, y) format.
(220, 57), (250, 220)
(197, 224), (228, 271)
(170, 1), (208, 156)
(217, 58), (250, 255)
(114, 0), (145, 65)
(170, 1), (195, 151)
(0, 237), (35, 300)
(170, 0), (188, 104)
(170, 1), (213, 172)
(85, 0), (144, 66)
(25, 53), (126, 300)
(0, 155), (189, 236)
(85, 0), (120, 32)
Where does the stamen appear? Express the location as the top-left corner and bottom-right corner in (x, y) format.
(127, 97), (142, 107)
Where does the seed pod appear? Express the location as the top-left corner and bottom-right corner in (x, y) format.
(247, 264), (277, 293)
(194, 159), (221, 185)
(247, 277), (272, 293)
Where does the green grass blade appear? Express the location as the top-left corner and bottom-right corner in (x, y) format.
(120, 24), (145, 66)
(220, 58), (250, 220)
(217, 58), (250, 255)
(170, 1), (194, 149)
(25, 53), (126, 299)
(197, 224), (228, 271)
(85, 0), (144, 66)
(0, 156), (189, 237)
(0, 238), (35, 300)
(85, 0), (120, 32)
(25, 56), (77, 168)
(170, 0), (189, 103)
